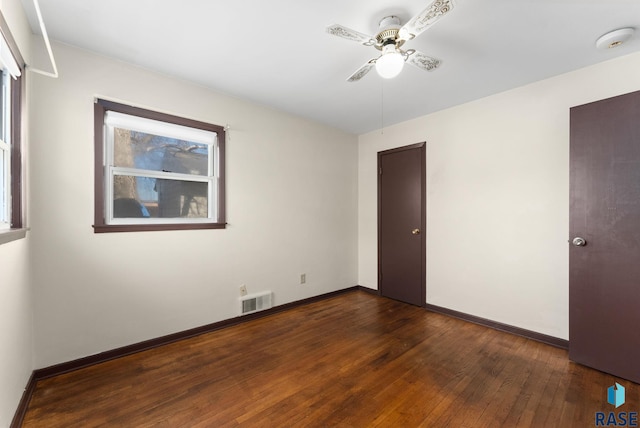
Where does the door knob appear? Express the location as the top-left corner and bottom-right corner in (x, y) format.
(412, 228), (421, 235)
(572, 237), (586, 247)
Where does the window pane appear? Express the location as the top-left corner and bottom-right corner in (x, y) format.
(113, 175), (208, 219)
(113, 128), (209, 176)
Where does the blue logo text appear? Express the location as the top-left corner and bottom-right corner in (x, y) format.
(595, 412), (638, 427)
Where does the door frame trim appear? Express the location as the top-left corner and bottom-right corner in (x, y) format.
(377, 142), (426, 306)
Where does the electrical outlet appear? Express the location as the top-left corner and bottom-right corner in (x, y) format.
(239, 285), (247, 296)
(300, 273), (306, 284)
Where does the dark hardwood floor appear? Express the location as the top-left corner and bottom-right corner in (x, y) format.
(22, 291), (638, 427)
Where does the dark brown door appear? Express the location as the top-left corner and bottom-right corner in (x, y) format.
(569, 90), (640, 384)
(378, 143), (425, 306)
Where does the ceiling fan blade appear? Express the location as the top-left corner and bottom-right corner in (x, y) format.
(327, 24), (376, 46)
(398, 0), (455, 41)
(347, 59), (377, 82)
(406, 50), (441, 72)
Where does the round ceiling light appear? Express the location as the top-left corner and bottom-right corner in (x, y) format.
(375, 45), (405, 79)
(596, 28), (635, 50)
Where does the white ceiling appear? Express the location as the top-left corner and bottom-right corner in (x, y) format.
(20, 0), (640, 135)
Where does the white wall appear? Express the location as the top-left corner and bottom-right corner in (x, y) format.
(359, 52), (640, 340)
(0, 239), (32, 426)
(0, 0), (32, 426)
(29, 42), (358, 368)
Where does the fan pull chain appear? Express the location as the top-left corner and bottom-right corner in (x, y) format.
(380, 81), (385, 135)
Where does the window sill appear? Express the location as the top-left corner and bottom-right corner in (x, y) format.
(0, 228), (28, 245)
(93, 223), (226, 233)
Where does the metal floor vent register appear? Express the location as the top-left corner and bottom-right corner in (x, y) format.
(240, 291), (272, 315)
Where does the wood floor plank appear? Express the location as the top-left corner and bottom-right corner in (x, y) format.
(21, 291), (639, 427)
(502, 341), (555, 427)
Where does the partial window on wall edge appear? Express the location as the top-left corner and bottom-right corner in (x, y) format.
(0, 11), (25, 245)
(93, 99), (226, 233)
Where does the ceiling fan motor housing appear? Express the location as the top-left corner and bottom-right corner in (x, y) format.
(376, 16), (404, 49)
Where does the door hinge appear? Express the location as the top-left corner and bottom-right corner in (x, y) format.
(379, 167), (383, 175)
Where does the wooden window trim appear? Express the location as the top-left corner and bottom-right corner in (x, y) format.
(10, 75), (22, 228)
(93, 99), (226, 233)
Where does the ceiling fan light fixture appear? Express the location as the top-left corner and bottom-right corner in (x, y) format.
(328, 0), (454, 82)
(376, 45), (404, 79)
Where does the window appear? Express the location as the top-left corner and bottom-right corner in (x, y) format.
(0, 70), (9, 227)
(94, 99), (225, 233)
(0, 13), (24, 244)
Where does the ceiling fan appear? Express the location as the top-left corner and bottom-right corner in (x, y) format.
(327, 0), (455, 82)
